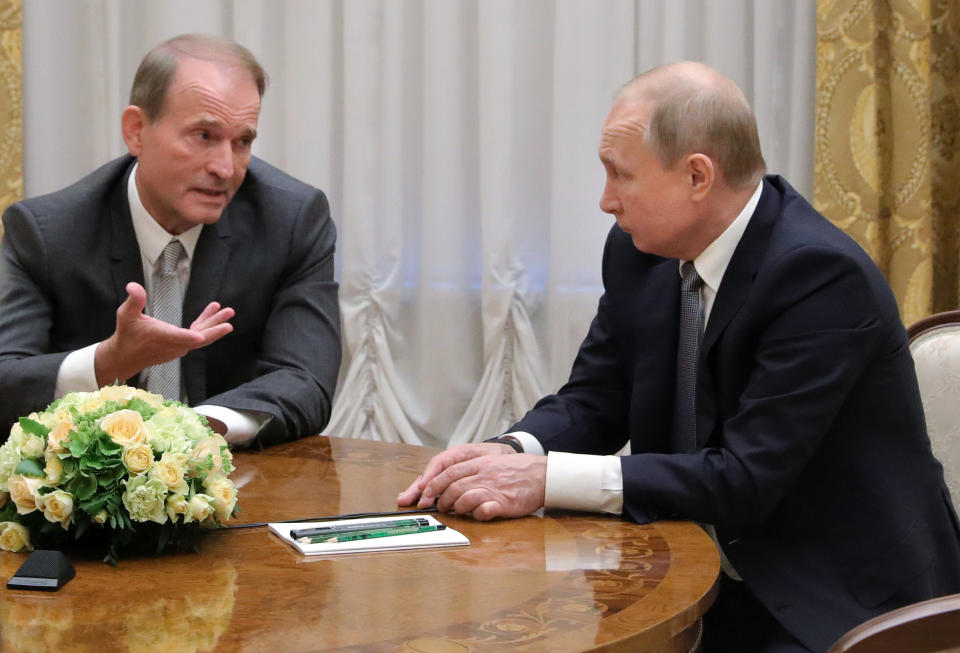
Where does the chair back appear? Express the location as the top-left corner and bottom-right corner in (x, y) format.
(827, 593), (960, 652)
(908, 310), (960, 515)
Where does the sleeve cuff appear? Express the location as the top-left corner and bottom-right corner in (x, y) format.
(544, 451), (623, 515)
(194, 404), (267, 448)
(55, 343), (101, 397)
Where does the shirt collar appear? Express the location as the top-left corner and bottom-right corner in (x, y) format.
(681, 179), (764, 293)
(127, 161), (203, 267)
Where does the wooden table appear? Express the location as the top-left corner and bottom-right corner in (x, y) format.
(0, 436), (719, 652)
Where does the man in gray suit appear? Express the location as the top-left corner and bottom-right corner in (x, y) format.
(0, 34), (341, 448)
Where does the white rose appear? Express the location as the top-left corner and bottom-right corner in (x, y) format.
(149, 453), (189, 494)
(190, 437), (231, 476)
(132, 388), (164, 407)
(97, 385), (136, 402)
(7, 475), (43, 515)
(19, 436), (45, 460)
(205, 476), (238, 521)
(0, 522), (32, 552)
(122, 443), (153, 475)
(47, 418), (73, 453)
(44, 453), (63, 486)
(186, 494), (215, 523)
(166, 494), (189, 523)
(100, 410), (148, 446)
(39, 490), (73, 529)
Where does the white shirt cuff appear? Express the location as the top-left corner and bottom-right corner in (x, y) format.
(504, 431), (544, 455)
(544, 451), (624, 515)
(193, 405), (266, 448)
(55, 343), (101, 397)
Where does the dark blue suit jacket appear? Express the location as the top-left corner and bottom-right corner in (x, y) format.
(512, 176), (960, 651)
(0, 155), (341, 447)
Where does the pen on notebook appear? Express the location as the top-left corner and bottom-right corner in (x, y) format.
(290, 518), (430, 540)
(297, 523), (446, 544)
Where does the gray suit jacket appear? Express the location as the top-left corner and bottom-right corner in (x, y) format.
(0, 154), (341, 447)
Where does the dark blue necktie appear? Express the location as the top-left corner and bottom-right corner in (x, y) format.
(673, 261), (703, 453)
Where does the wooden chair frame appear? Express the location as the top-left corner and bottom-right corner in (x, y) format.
(827, 593), (960, 652)
(908, 310), (960, 343)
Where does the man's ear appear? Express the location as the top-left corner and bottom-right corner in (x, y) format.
(121, 105), (146, 157)
(686, 153), (714, 201)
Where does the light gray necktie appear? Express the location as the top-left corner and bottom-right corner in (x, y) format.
(673, 261), (704, 454)
(146, 239), (185, 400)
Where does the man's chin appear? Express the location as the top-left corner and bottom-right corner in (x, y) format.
(630, 234), (652, 254)
(185, 198), (231, 223)
(163, 208), (227, 234)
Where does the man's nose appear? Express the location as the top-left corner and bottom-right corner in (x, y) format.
(599, 183), (619, 214)
(207, 142), (235, 179)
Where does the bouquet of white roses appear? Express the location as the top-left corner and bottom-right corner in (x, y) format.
(0, 385), (238, 564)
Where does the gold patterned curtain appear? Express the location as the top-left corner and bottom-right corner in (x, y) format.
(815, 0), (960, 326)
(0, 0), (22, 241)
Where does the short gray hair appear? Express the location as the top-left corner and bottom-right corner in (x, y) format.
(129, 34), (268, 120)
(618, 63), (766, 189)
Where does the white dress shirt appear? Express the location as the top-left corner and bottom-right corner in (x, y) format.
(54, 163), (263, 447)
(508, 180), (764, 514)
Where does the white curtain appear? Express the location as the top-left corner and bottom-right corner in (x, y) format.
(21, 0), (816, 448)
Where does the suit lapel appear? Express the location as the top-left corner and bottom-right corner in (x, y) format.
(108, 163), (146, 388)
(695, 179), (780, 449)
(181, 212), (233, 404)
(701, 180), (779, 357)
(109, 163), (145, 303)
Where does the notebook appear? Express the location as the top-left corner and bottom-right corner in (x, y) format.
(268, 514), (469, 556)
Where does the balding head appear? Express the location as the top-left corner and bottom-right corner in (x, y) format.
(615, 62), (765, 189)
(130, 34), (268, 122)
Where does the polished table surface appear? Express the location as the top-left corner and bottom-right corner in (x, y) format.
(0, 436), (719, 652)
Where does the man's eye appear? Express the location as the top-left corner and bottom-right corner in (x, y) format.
(196, 131), (211, 141)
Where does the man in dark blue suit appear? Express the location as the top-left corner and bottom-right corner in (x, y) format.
(399, 62), (960, 651)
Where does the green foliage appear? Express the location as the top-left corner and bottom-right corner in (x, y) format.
(126, 398), (159, 420)
(14, 458), (44, 478)
(18, 418), (49, 438)
(0, 502), (17, 522)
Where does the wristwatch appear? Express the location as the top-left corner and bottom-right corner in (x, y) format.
(484, 435), (523, 453)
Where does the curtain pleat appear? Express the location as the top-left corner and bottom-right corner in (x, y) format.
(814, 0), (960, 324)
(0, 0), (22, 238)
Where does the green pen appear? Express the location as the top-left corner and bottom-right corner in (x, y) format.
(297, 523), (446, 544)
(290, 518), (428, 540)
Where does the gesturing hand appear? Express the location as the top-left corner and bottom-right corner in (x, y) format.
(94, 282), (235, 386)
(397, 442), (547, 521)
